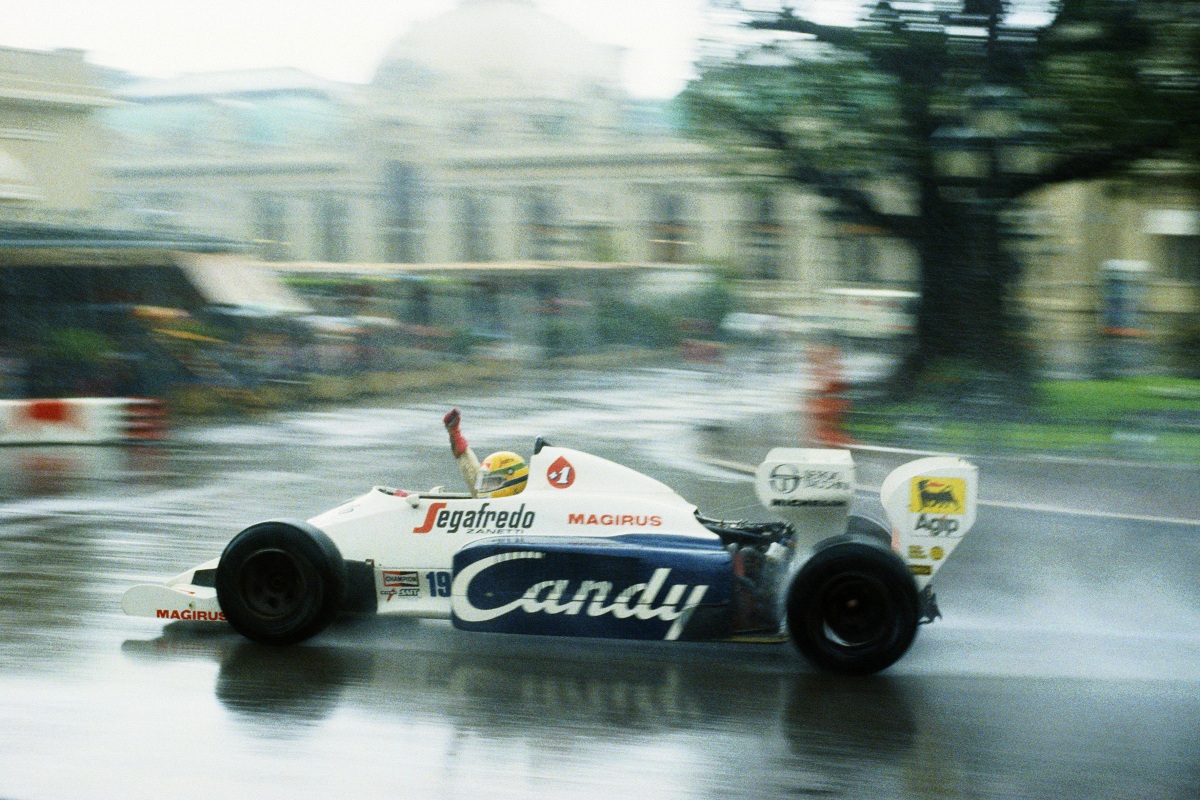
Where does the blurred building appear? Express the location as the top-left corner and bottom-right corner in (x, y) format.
(0, 45), (313, 398)
(1023, 175), (1200, 373)
(0, 46), (115, 221)
(102, 0), (898, 290)
(98, 0), (1200, 374)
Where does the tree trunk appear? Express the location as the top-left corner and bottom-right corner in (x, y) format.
(890, 191), (1036, 405)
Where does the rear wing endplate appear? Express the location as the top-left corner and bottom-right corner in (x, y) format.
(880, 456), (978, 588)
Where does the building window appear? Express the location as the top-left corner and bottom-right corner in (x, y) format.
(530, 113), (571, 140)
(254, 195), (288, 261)
(651, 193), (689, 264)
(318, 194), (348, 262)
(384, 163), (423, 263)
(527, 192), (558, 261)
(1160, 234), (1200, 282)
(835, 224), (884, 284)
(459, 113), (489, 144)
(459, 193), (492, 262)
(747, 192), (784, 279)
(582, 224), (617, 262)
(408, 281), (431, 327)
(469, 280), (503, 336)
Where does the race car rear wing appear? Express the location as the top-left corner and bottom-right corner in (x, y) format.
(753, 448), (978, 587)
(879, 455), (978, 587)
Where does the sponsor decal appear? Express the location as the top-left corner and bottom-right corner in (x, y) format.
(382, 570), (419, 588)
(451, 551), (709, 641)
(413, 501), (537, 534)
(567, 513), (662, 527)
(909, 564), (933, 576)
(770, 465), (851, 495)
(380, 570), (421, 600)
(915, 514), (960, 536)
(155, 609), (226, 622)
(770, 498), (848, 507)
(910, 477), (966, 514)
(547, 456), (576, 489)
(769, 464), (800, 494)
(907, 543), (946, 562)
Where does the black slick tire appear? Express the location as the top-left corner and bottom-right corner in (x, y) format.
(215, 521), (347, 645)
(786, 538), (919, 675)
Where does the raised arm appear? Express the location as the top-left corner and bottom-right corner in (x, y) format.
(443, 408), (480, 496)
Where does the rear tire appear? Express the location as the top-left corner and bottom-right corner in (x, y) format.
(847, 514), (892, 547)
(787, 539), (918, 675)
(216, 521), (346, 645)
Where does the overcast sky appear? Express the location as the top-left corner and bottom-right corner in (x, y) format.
(0, 1), (876, 98)
(0, 0), (721, 98)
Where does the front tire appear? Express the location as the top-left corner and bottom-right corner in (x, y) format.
(215, 521), (347, 645)
(786, 539), (919, 675)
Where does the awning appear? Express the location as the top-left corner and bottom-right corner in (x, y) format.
(173, 252), (313, 313)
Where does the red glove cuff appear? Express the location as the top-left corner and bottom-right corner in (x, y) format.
(444, 408), (467, 457)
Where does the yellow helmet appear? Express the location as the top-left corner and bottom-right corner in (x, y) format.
(476, 451), (528, 497)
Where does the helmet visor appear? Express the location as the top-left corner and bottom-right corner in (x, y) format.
(476, 471), (509, 495)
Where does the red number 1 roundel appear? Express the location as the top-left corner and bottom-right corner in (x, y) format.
(546, 455), (575, 489)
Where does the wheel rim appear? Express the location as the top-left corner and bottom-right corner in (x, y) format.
(238, 548), (308, 620)
(817, 572), (895, 648)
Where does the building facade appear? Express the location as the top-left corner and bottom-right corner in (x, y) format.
(1022, 172), (1200, 373)
(97, 0), (1200, 374)
(102, 0), (886, 294)
(0, 46), (115, 220)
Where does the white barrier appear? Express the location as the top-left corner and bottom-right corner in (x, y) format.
(0, 398), (167, 445)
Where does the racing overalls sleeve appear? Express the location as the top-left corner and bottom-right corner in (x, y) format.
(443, 408), (480, 496)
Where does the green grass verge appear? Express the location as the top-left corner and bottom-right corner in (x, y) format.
(844, 377), (1200, 461)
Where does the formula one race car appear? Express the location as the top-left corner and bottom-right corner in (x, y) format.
(123, 439), (977, 675)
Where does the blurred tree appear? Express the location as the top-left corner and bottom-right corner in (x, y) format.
(684, 0), (1200, 400)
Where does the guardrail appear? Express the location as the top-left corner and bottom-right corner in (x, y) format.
(0, 398), (167, 445)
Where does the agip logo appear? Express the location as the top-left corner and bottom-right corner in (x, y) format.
(909, 477), (966, 514)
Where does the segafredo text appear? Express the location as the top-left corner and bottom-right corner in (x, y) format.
(451, 551), (709, 640)
(413, 501), (536, 534)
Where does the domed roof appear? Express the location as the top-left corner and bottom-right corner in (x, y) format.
(375, 0), (622, 100)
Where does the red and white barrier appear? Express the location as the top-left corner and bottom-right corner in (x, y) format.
(0, 398), (167, 445)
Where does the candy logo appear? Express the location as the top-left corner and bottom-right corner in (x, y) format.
(910, 477), (966, 514)
(547, 456), (575, 489)
(451, 551), (708, 641)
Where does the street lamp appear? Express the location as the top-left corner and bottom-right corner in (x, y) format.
(932, 86), (1052, 192)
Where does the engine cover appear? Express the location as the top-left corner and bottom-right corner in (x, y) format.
(450, 535), (733, 641)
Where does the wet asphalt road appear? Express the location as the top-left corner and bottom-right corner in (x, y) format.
(2, 361), (1200, 799)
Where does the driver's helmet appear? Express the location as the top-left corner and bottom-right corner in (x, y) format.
(476, 451), (528, 497)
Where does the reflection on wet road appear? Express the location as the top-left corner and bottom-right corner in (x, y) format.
(2, 363), (1199, 799)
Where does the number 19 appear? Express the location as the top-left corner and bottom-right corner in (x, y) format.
(426, 571), (451, 597)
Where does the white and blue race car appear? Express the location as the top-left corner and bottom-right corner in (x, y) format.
(123, 440), (977, 674)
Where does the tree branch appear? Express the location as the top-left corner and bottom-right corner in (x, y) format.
(687, 89), (912, 234)
(1008, 124), (1186, 199)
(745, 10), (865, 51)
